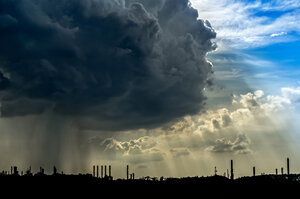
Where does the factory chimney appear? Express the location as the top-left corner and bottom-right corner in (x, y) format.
(287, 158), (290, 176)
(101, 165), (103, 178)
(109, 165), (111, 177)
(93, 165), (95, 177)
(214, 166), (217, 176)
(230, 160), (234, 180)
(105, 165), (107, 177)
(53, 166), (57, 175)
(281, 167), (284, 175)
(127, 165), (129, 180)
(276, 168), (278, 175)
(39, 167), (44, 175)
(13, 166), (18, 175)
(253, 167), (255, 177)
(97, 165), (99, 178)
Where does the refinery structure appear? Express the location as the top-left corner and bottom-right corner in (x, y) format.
(1, 158), (300, 182)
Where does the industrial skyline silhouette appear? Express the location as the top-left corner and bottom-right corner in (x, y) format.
(2, 158), (296, 180)
(1, 158), (299, 198)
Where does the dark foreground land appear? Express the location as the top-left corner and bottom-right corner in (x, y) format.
(1, 174), (300, 198)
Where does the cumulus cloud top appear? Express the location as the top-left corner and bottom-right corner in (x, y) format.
(86, 88), (300, 164)
(0, 0), (216, 130)
(87, 136), (164, 164)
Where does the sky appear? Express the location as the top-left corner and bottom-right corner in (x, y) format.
(0, 0), (300, 179)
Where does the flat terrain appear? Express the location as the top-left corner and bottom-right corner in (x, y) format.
(1, 174), (299, 197)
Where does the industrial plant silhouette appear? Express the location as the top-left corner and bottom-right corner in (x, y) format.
(1, 158), (300, 197)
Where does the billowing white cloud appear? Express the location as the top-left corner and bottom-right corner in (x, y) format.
(86, 87), (300, 167)
(281, 87), (300, 103)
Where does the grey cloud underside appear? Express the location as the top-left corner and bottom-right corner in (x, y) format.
(0, 0), (216, 130)
(207, 134), (251, 154)
(87, 136), (164, 164)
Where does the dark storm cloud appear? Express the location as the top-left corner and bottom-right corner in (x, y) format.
(0, 0), (216, 130)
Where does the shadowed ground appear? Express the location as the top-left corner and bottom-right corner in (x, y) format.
(1, 174), (299, 198)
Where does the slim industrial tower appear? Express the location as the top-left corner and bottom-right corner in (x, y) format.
(101, 165), (103, 178)
(214, 166), (217, 176)
(127, 165), (129, 180)
(253, 167), (255, 177)
(53, 166), (57, 175)
(287, 158), (290, 176)
(230, 160), (234, 180)
(13, 166), (18, 175)
(109, 165), (111, 177)
(97, 165), (99, 178)
(105, 165), (107, 177)
(93, 165), (95, 177)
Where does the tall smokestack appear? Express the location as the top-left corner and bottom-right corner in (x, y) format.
(230, 160), (234, 180)
(101, 165), (103, 178)
(53, 166), (57, 175)
(127, 165), (129, 180)
(281, 167), (284, 175)
(214, 166), (217, 176)
(276, 168), (278, 175)
(97, 165), (99, 178)
(253, 167), (255, 177)
(287, 158), (290, 176)
(109, 165), (111, 177)
(13, 166), (18, 175)
(93, 165), (95, 177)
(105, 165), (107, 177)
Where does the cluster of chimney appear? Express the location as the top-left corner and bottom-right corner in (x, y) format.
(276, 158), (290, 176)
(96, 158), (291, 180)
(10, 166), (19, 175)
(2, 157), (293, 180)
(251, 158), (291, 177)
(6, 166), (46, 176)
(92, 165), (113, 180)
(126, 165), (135, 180)
(227, 157), (291, 180)
(91, 165), (135, 180)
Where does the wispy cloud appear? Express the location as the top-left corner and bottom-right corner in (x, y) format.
(270, 32), (287, 37)
(191, 0), (300, 48)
